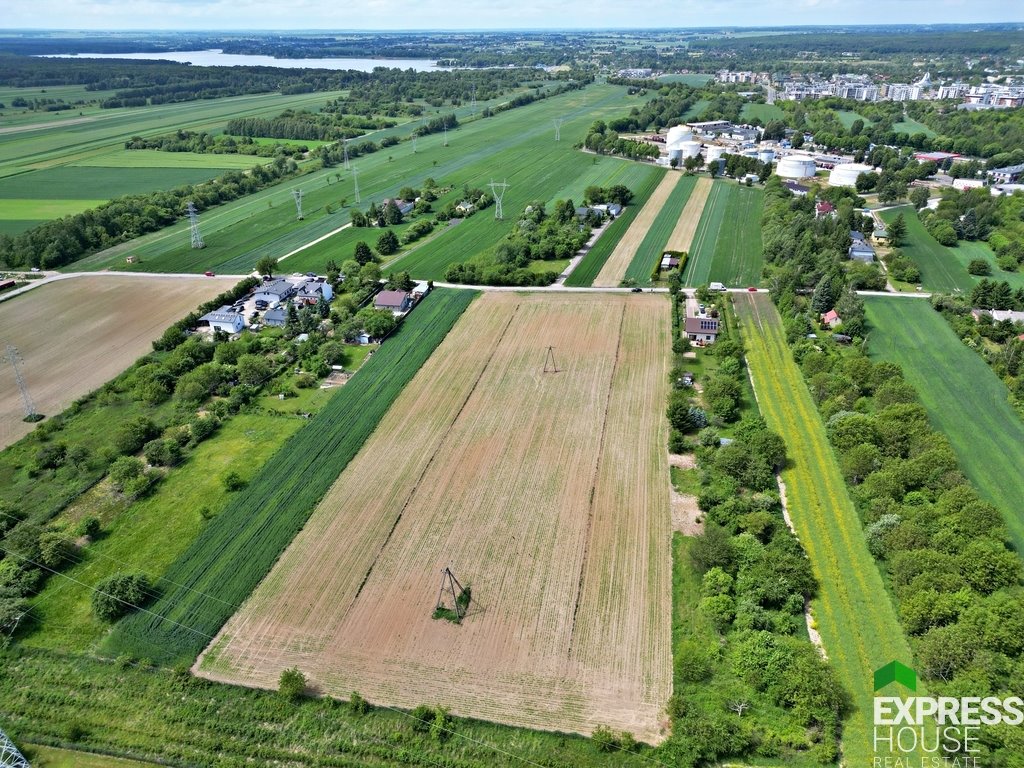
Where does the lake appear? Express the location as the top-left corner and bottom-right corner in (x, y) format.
(40, 49), (448, 72)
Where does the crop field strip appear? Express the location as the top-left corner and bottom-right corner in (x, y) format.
(879, 207), (974, 294)
(199, 292), (672, 742)
(564, 166), (665, 287)
(106, 288), (477, 664)
(865, 297), (1024, 552)
(663, 175), (712, 253)
(592, 172), (687, 287)
(620, 175), (698, 284)
(67, 84), (651, 277)
(682, 181), (764, 287)
(0, 275), (234, 451)
(734, 293), (921, 767)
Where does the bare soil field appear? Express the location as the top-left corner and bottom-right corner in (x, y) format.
(665, 176), (712, 253)
(0, 275), (231, 449)
(593, 173), (680, 287)
(198, 292), (672, 742)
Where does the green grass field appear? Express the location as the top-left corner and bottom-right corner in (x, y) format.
(893, 117), (937, 138)
(21, 413), (303, 653)
(564, 165), (665, 286)
(107, 288), (477, 665)
(622, 174), (698, 283)
(22, 744), (158, 768)
(657, 74), (714, 86)
(835, 110), (872, 129)
(880, 207), (975, 294)
(682, 181), (763, 287)
(69, 85), (657, 279)
(0, 167), (245, 200)
(865, 297), (1024, 552)
(72, 149), (269, 169)
(681, 99), (710, 121)
(741, 103), (784, 123)
(733, 292), (920, 768)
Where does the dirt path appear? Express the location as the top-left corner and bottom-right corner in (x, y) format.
(592, 173), (681, 288)
(664, 176), (712, 253)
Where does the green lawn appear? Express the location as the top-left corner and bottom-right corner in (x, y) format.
(865, 297), (1024, 552)
(0, 167), (238, 200)
(0, 198), (106, 217)
(733, 292), (920, 768)
(21, 413), (304, 653)
(526, 257), (570, 274)
(893, 117), (936, 138)
(0, 219), (40, 235)
(69, 84), (656, 279)
(623, 173), (698, 284)
(681, 99), (710, 121)
(683, 180), (763, 287)
(835, 110), (872, 129)
(741, 103), (784, 123)
(880, 206), (975, 294)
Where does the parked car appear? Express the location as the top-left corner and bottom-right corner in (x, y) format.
(630, 287), (643, 293)
(747, 286), (758, 292)
(204, 270), (215, 277)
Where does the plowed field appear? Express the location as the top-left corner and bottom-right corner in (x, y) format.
(198, 292), (672, 742)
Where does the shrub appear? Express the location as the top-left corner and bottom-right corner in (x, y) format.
(113, 417), (159, 455)
(349, 691), (370, 715)
(967, 259), (991, 276)
(278, 667), (306, 702)
(92, 573), (152, 621)
(108, 456), (144, 491)
(410, 704), (434, 733)
(592, 724), (620, 752)
(222, 472), (246, 492)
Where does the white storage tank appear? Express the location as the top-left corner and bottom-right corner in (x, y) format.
(666, 125), (693, 146)
(776, 155), (818, 179)
(829, 162), (874, 187)
(681, 140), (702, 159)
(758, 149), (775, 164)
(705, 145), (726, 163)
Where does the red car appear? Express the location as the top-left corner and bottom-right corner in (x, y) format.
(204, 271), (215, 277)
(747, 286), (758, 292)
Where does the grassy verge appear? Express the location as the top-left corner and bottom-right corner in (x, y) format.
(106, 288), (478, 665)
(564, 165), (665, 286)
(865, 297), (1024, 552)
(733, 292), (919, 766)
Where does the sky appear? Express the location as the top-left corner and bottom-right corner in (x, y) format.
(2, 0), (1020, 32)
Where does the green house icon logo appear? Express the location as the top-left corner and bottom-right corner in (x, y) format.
(874, 661), (917, 692)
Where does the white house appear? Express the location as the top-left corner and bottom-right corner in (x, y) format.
(294, 279), (334, 305)
(201, 306), (245, 334)
(374, 290), (412, 314)
(253, 279), (296, 306)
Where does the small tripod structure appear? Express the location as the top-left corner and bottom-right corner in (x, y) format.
(435, 567), (469, 622)
(543, 346), (559, 374)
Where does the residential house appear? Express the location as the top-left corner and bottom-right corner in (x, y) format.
(294, 279), (334, 306)
(685, 315), (720, 344)
(821, 309), (842, 328)
(872, 227), (890, 245)
(253, 279), (296, 306)
(382, 198), (415, 216)
(201, 306), (245, 334)
(971, 309), (1024, 324)
(987, 164), (1024, 185)
(264, 306), (288, 328)
(848, 233), (875, 263)
(660, 254), (680, 270)
(592, 203), (623, 217)
(374, 290), (412, 314)
(815, 201), (835, 219)
(411, 280), (431, 301)
(455, 200), (475, 216)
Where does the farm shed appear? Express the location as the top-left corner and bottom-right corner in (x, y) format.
(201, 306), (245, 334)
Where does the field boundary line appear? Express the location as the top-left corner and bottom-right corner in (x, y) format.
(348, 301), (521, 611)
(277, 222), (352, 262)
(567, 301), (627, 652)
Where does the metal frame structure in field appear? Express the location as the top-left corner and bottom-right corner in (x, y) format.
(488, 179), (509, 221)
(0, 728), (29, 768)
(436, 567), (468, 621)
(186, 201), (204, 249)
(3, 345), (37, 420)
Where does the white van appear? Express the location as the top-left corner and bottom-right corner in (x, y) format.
(709, 282), (726, 292)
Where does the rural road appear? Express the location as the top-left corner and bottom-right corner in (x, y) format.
(2, 270), (935, 303)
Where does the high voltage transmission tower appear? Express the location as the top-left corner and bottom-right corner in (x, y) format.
(343, 138), (351, 170)
(488, 179), (509, 220)
(292, 188), (304, 220)
(443, 125), (448, 146)
(0, 729), (29, 768)
(553, 118), (564, 141)
(4, 344), (38, 421)
(352, 166), (361, 204)
(470, 83), (477, 114)
(186, 201), (204, 249)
